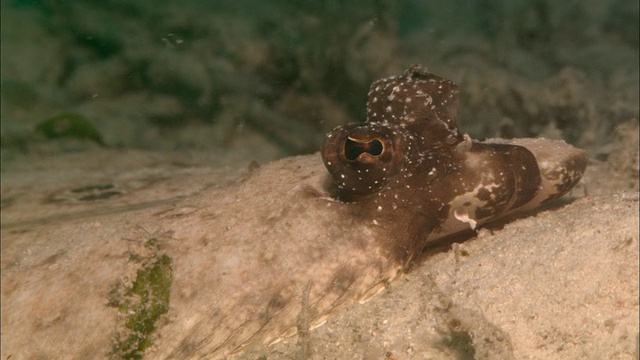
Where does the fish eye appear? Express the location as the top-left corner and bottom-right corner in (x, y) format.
(344, 136), (384, 161)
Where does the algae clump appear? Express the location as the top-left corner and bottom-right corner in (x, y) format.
(109, 245), (173, 360)
(35, 113), (105, 145)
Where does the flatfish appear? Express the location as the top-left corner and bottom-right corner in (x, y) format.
(0, 66), (586, 359)
(151, 66), (586, 358)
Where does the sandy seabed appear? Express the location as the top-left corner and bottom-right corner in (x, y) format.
(1, 139), (638, 359)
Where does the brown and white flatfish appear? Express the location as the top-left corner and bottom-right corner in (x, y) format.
(0, 66), (587, 359)
(151, 66), (586, 358)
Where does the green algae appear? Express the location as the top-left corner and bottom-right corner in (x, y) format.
(109, 238), (173, 360)
(35, 113), (105, 145)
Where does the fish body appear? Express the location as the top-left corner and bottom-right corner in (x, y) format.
(157, 66), (586, 357)
(0, 67), (587, 359)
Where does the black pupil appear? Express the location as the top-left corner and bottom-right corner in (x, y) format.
(345, 138), (383, 160)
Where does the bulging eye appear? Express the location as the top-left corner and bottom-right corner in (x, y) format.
(322, 124), (406, 198)
(344, 136), (384, 161)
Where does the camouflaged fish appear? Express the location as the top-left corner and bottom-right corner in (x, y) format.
(0, 66), (587, 359)
(145, 65), (587, 358)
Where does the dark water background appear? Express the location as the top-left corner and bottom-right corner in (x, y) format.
(1, 0), (638, 161)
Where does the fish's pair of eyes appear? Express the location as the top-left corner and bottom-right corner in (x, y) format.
(344, 136), (384, 161)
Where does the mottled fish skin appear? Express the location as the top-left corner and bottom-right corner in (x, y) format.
(150, 66), (587, 359)
(322, 65), (587, 261)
